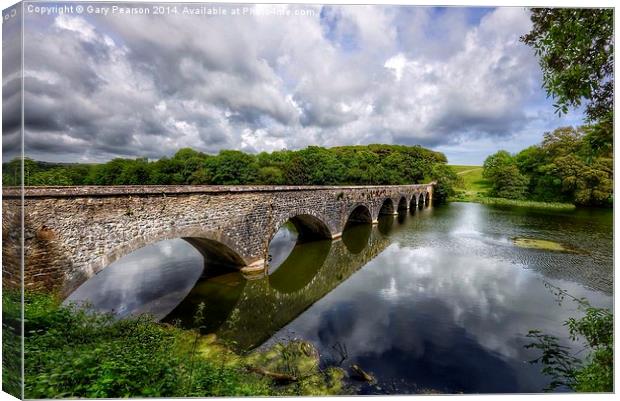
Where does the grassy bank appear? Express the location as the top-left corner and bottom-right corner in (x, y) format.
(448, 165), (575, 210)
(474, 197), (576, 210)
(8, 291), (346, 398)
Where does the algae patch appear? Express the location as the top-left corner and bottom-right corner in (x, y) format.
(513, 237), (580, 253)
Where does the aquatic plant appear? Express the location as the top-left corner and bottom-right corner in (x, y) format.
(525, 282), (613, 392)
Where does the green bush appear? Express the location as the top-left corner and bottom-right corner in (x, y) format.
(526, 283), (613, 392)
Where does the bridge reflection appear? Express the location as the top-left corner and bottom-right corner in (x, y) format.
(163, 223), (393, 350)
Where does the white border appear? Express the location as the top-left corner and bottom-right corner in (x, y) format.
(0, 1), (616, 401)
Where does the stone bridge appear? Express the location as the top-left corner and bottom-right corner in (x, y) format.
(2, 183), (434, 297)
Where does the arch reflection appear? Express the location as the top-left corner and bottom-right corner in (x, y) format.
(216, 225), (392, 350)
(163, 271), (247, 333)
(378, 215), (395, 235)
(342, 222), (372, 254)
(65, 238), (206, 321)
(269, 239), (331, 294)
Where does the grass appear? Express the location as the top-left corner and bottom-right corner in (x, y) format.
(447, 165), (575, 210)
(12, 291), (347, 399)
(476, 197), (576, 210)
(449, 165), (491, 200)
(450, 165), (482, 174)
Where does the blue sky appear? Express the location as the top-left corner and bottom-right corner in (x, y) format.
(3, 3), (585, 164)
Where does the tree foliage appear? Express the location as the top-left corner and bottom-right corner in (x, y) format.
(483, 126), (612, 206)
(483, 151), (529, 199)
(521, 8), (613, 124)
(2, 144), (452, 202)
(525, 282), (613, 392)
(521, 8), (613, 160)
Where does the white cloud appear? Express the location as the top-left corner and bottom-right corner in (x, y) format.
(16, 6), (566, 164)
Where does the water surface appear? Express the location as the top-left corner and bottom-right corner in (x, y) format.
(66, 202), (613, 394)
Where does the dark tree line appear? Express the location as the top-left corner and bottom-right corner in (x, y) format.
(2, 144), (459, 203)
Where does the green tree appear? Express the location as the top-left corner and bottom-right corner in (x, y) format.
(118, 158), (151, 185)
(429, 163), (460, 203)
(526, 282), (613, 392)
(521, 9), (613, 122)
(257, 166), (285, 185)
(30, 169), (72, 186)
(206, 151), (258, 185)
(482, 150), (514, 180)
(492, 164), (529, 199)
(8, 145), (454, 193)
(483, 151), (529, 199)
(521, 8), (613, 156)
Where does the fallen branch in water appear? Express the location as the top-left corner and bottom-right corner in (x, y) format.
(247, 366), (298, 383)
(350, 364), (375, 382)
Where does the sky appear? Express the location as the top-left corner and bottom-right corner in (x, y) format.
(2, 2), (585, 164)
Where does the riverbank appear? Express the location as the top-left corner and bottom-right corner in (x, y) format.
(451, 195), (576, 210)
(6, 291), (347, 399)
(448, 165), (576, 210)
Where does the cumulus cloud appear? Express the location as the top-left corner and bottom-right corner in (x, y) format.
(13, 5), (558, 163)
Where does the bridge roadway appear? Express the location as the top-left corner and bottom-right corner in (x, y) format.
(2, 183), (434, 297)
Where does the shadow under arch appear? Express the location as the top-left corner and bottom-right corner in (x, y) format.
(418, 194), (425, 210)
(287, 214), (333, 243)
(379, 198), (396, 215)
(183, 237), (247, 269)
(342, 204), (373, 254)
(346, 204), (372, 225)
(397, 197), (408, 212)
(65, 238), (207, 320)
(269, 239), (332, 294)
(409, 196), (417, 214)
(425, 191), (431, 206)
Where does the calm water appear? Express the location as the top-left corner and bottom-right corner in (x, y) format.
(66, 202), (613, 394)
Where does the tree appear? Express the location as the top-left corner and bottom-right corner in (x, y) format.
(521, 8), (613, 152)
(206, 150), (258, 185)
(521, 9), (613, 121)
(491, 164), (529, 199)
(482, 150), (514, 179)
(257, 166), (285, 185)
(8, 145), (455, 193)
(29, 169), (72, 186)
(483, 151), (529, 200)
(429, 164), (460, 203)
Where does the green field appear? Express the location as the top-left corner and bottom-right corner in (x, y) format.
(449, 165), (490, 199)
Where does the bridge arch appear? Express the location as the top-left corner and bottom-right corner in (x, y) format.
(378, 198), (396, 216)
(397, 196), (408, 213)
(266, 211), (333, 278)
(62, 226), (248, 298)
(417, 193), (425, 210)
(345, 203), (372, 226)
(270, 210), (334, 244)
(409, 194), (417, 212)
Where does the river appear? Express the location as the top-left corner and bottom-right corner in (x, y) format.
(66, 202), (613, 394)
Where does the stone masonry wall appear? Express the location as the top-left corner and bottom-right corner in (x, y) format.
(2, 184), (433, 297)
